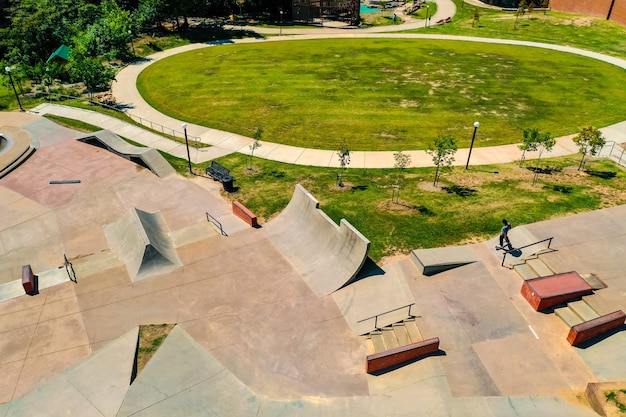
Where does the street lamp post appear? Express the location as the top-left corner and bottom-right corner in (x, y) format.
(279, 9), (284, 36)
(425, 5), (429, 28)
(465, 121), (480, 169)
(5, 67), (24, 112)
(128, 30), (136, 57)
(181, 123), (193, 175)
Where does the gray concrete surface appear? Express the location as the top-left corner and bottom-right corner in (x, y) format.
(263, 184), (370, 297)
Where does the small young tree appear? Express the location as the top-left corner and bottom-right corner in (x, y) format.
(518, 127), (556, 167)
(472, 8), (480, 27)
(247, 127), (263, 170)
(392, 151), (412, 202)
(426, 135), (457, 187)
(514, 0), (527, 29)
(542, 0), (549, 15)
(337, 140), (351, 187)
(527, 1), (534, 18)
(573, 126), (606, 170)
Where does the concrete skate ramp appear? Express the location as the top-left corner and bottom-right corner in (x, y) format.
(411, 245), (479, 276)
(104, 208), (182, 281)
(264, 184), (370, 297)
(77, 130), (175, 177)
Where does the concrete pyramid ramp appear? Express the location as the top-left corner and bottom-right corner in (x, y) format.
(104, 208), (182, 281)
(263, 184), (370, 297)
(6, 327), (138, 417)
(116, 326), (260, 417)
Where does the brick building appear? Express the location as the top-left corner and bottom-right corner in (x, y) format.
(551, 0), (626, 26)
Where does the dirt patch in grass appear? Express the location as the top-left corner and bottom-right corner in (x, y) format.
(418, 181), (443, 192)
(136, 324), (176, 376)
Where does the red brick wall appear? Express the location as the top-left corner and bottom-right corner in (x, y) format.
(551, 0), (626, 27)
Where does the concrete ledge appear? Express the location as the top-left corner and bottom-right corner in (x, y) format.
(585, 381), (626, 417)
(520, 271), (594, 311)
(410, 245), (478, 276)
(21, 264), (35, 295)
(232, 201), (258, 227)
(366, 337), (440, 374)
(567, 310), (626, 346)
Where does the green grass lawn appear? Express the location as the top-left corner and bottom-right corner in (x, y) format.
(413, 0), (626, 59)
(138, 38), (626, 151)
(210, 153), (626, 261)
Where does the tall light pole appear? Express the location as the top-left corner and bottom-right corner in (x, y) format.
(279, 9), (284, 36)
(181, 123), (193, 175)
(5, 66), (24, 112)
(465, 121), (480, 169)
(128, 30), (136, 57)
(425, 5), (429, 28)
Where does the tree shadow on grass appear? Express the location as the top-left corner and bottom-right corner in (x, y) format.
(585, 169), (617, 179)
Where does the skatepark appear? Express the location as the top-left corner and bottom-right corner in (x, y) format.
(1, 104), (626, 416)
(2, 1), (626, 414)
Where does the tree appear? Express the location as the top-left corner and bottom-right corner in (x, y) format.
(542, 0), (549, 15)
(70, 57), (117, 100)
(472, 8), (480, 27)
(392, 151), (412, 203)
(514, 0), (527, 29)
(518, 128), (555, 167)
(573, 126), (606, 170)
(247, 127), (263, 170)
(426, 135), (457, 187)
(336, 140), (351, 187)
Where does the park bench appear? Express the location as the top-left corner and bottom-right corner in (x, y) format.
(206, 161), (231, 182)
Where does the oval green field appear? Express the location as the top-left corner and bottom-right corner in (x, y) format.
(137, 38), (626, 151)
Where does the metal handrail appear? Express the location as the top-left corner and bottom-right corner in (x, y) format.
(206, 212), (227, 236)
(501, 237), (554, 268)
(357, 303), (415, 330)
(64, 254), (77, 283)
(39, 91), (202, 143)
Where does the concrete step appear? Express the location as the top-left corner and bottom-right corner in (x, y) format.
(369, 331), (387, 353)
(568, 300), (601, 322)
(381, 328), (399, 350)
(526, 258), (554, 277)
(513, 263), (539, 280)
(393, 323), (411, 346)
(555, 306), (585, 327)
(404, 318), (423, 343)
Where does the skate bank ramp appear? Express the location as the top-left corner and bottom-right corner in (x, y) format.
(264, 184), (370, 297)
(104, 208), (182, 281)
(78, 130), (175, 178)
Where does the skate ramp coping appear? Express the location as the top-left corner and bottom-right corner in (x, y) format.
(77, 130), (175, 177)
(411, 245), (478, 276)
(264, 184), (370, 297)
(104, 208), (182, 281)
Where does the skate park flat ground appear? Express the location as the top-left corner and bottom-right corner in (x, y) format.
(1, 111), (626, 416)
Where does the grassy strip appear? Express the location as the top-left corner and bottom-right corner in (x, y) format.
(210, 153), (626, 261)
(138, 38), (626, 151)
(412, 0), (626, 59)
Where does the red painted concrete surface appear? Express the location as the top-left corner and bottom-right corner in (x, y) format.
(551, 0), (626, 27)
(520, 271), (594, 311)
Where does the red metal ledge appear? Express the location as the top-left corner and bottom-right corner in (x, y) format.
(567, 310), (626, 346)
(232, 201), (258, 227)
(366, 337), (440, 374)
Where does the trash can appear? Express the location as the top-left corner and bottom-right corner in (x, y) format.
(222, 175), (234, 192)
